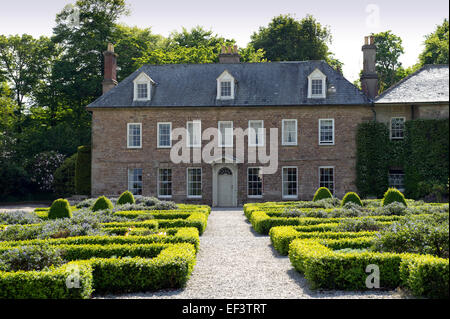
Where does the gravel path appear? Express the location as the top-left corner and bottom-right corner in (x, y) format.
(100, 208), (406, 299)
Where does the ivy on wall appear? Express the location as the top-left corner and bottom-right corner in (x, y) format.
(356, 119), (449, 199)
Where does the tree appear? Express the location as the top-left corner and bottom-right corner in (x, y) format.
(250, 14), (337, 63)
(0, 35), (54, 117)
(419, 19), (449, 66)
(372, 31), (405, 92)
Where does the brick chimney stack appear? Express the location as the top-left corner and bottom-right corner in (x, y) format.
(219, 45), (241, 63)
(102, 43), (118, 94)
(360, 36), (378, 100)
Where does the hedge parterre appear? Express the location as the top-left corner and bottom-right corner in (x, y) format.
(0, 197), (210, 298)
(245, 196), (449, 298)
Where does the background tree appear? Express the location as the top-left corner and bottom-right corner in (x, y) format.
(419, 19), (449, 66)
(249, 14), (341, 69)
(371, 30), (405, 92)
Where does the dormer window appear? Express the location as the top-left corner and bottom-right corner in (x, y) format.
(133, 72), (153, 101)
(308, 69), (327, 99)
(217, 70), (235, 100)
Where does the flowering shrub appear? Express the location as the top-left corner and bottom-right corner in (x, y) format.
(336, 218), (385, 232)
(0, 245), (65, 272)
(27, 151), (65, 192)
(373, 214), (449, 258)
(0, 211), (41, 225)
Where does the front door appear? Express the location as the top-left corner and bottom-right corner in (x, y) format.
(217, 167), (234, 207)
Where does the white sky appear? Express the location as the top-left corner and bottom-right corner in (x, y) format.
(0, 0), (448, 82)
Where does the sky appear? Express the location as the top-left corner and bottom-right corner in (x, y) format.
(0, 0), (448, 82)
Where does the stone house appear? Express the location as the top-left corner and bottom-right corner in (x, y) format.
(87, 37), (448, 206)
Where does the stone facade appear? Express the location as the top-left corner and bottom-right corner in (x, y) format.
(90, 105), (373, 206)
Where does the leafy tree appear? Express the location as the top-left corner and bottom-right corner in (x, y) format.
(372, 31), (405, 92)
(0, 35), (54, 118)
(419, 19), (449, 65)
(250, 14), (340, 68)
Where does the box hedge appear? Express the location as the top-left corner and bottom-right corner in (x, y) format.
(74, 145), (91, 196)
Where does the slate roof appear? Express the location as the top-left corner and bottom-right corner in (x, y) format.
(87, 60), (370, 108)
(375, 64), (449, 104)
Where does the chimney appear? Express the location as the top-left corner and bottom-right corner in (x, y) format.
(360, 36), (378, 99)
(219, 45), (241, 63)
(102, 43), (118, 94)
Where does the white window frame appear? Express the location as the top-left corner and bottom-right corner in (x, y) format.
(133, 72), (153, 101)
(128, 168), (143, 196)
(248, 120), (265, 147)
(157, 122), (172, 148)
(186, 168), (202, 199)
(319, 166), (335, 195)
(157, 168), (172, 199)
(218, 121), (234, 148)
(318, 119), (335, 145)
(247, 167), (263, 198)
(127, 123), (142, 149)
(216, 70), (235, 100)
(282, 166), (298, 199)
(186, 120), (202, 148)
(308, 68), (327, 99)
(390, 117), (406, 140)
(282, 119), (298, 146)
(389, 169), (405, 192)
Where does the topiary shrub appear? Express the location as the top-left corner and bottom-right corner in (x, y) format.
(341, 192), (363, 207)
(313, 187), (333, 201)
(383, 188), (407, 207)
(75, 145), (91, 196)
(48, 199), (72, 219)
(117, 191), (135, 205)
(92, 196), (113, 212)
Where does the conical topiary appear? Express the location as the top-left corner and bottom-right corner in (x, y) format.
(382, 188), (407, 207)
(48, 199), (72, 219)
(313, 187), (333, 201)
(341, 192), (363, 207)
(92, 196), (113, 212)
(117, 191), (135, 205)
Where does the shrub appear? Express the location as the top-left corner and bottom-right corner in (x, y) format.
(53, 153), (77, 197)
(383, 188), (407, 207)
(0, 245), (65, 272)
(26, 151), (66, 192)
(92, 196), (113, 212)
(375, 202), (407, 216)
(336, 218), (384, 232)
(75, 198), (96, 209)
(313, 187), (333, 201)
(0, 211), (41, 225)
(342, 192), (363, 207)
(48, 199), (72, 219)
(117, 191), (135, 205)
(75, 145), (91, 195)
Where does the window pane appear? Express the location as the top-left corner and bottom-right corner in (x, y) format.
(249, 121), (264, 146)
(128, 124), (141, 147)
(283, 120), (297, 144)
(220, 81), (231, 97)
(158, 168), (172, 197)
(187, 121), (201, 147)
(389, 169), (405, 191)
(137, 83), (148, 99)
(312, 79), (323, 95)
(319, 120), (334, 144)
(319, 167), (334, 194)
(391, 118), (405, 139)
(219, 122), (233, 147)
(158, 123), (171, 147)
(128, 168), (143, 195)
(283, 167), (297, 197)
(188, 168), (202, 197)
(248, 168), (263, 197)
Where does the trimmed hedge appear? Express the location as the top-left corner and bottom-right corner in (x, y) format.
(117, 191), (135, 205)
(288, 238), (449, 297)
(53, 153), (77, 197)
(313, 187), (333, 201)
(48, 199), (72, 219)
(92, 196), (113, 212)
(383, 188), (407, 207)
(74, 145), (91, 196)
(0, 244), (196, 298)
(342, 192), (363, 207)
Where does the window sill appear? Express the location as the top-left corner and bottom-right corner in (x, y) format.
(248, 195), (263, 199)
(127, 146), (142, 149)
(158, 195), (172, 199)
(283, 196), (298, 199)
(187, 196), (202, 199)
(318, 142), (335, 146)
(282, 143), (298, 147)
(157, 146), (172, 149)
